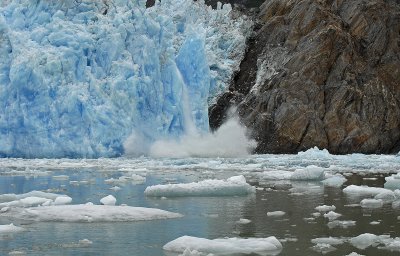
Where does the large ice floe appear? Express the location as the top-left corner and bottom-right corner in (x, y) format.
(1, 204), (182, 222)
(163, 235), (282, 255)
(144, 175), (255, 197)
(0, 0), (252, 158)
(0, 190), (182, 222)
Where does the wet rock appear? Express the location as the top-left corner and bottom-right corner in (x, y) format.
(210, 0), (400, 154)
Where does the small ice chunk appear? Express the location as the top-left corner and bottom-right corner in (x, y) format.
(323, 211), (342, 221)
(0, 223), (25, 233)
(267, 211), (286, 217)
(1, 206), (10, 212)
(20, 197), (50, 207)
(110, 186), (121, 191)
(384, 173), (400, 189)
(349, 233), (379, 249)
(0, 191), (63, 208)
(343, 185), (391, 197)
(144, 175), (255, 197)
(236, 218), (251, 224)
(346, 253), (365, 256)
(54, 196), (72, 205)
(393, 200), (400, 209)
(312, 212), (321, 217)
(321, 175), (347, 187)
(327, 220), (356, 229)
(311, 243), (337, 254)
(130, 174), (146, 184)
(100, 195), (117, 206)
(260, 170), (293, 180)
(8, 251), (26, 256)
(311, 237), (344, 245)
(360, 199), (383, 208)
(163, 236), (282, 255)
(290, 165), (325, 180)
(315, 205), (336, 212)
(52, 175), (69, 181)
(78, 239), (93, 246)
(374, 190), (396, 202)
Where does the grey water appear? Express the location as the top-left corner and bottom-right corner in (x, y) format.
(0, 167), (400, 256)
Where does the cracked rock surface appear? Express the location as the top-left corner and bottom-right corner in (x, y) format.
(210, 0), (400, 154)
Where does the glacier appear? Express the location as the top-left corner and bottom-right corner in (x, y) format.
(0, 0), (251, 158)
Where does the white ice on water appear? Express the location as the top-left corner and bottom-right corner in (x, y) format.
(311, 234), (400, 253)
(360, 199), (383, 209)
(163, 235), (282, 255)
(100, 195), (116, 206)
(0, 148), (400, 176)
(266, 211), (286, 217)
(343, 185), (391, 197)
(144, 175), (255, 197)
(384, 173), (400, 189)
(315, 205), (336, 212)
(1, 204), (182, 222)
(0, 223), (24, 233)
(0, 191), (72, 208)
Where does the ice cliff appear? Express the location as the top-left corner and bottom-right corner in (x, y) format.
(0, 0), (251, 157)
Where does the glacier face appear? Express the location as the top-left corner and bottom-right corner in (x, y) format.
(0, 0), (251, 158)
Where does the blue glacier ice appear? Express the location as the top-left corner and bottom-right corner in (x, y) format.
(0, 0), (252, 157)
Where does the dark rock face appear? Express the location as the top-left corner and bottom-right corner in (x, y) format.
(210, 0), (400, 154)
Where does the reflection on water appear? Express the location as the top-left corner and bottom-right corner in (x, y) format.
(0, 167), (400, 256)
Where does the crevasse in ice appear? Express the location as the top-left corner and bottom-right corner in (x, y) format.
(0, 0), (251, 157)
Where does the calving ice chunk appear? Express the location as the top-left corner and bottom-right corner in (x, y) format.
(0, 0), (252, 158)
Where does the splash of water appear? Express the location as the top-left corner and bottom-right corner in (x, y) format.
(149, 117), (256, 158)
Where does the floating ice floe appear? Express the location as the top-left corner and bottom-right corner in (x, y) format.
(0, 191), (72, 208)
(349, 233), (381, 249)
(0, 191), (61, 203)
(144, 175), (255, 197)
(323, 211), (342, 221)
(0, 223), (25, 233)
(327, 220), (356, 229)
(260, 165), (325, 181)
(321, 174), (347, 187)
(346, 253), (365, 256)
(1, 205), (182, 222)
(315, 205), (336, 212)
(105, 174), (146, 186)
(236, 218), (251, 224)
(343, 185), (391, 197)
(100, 195), (117, 206)
(163, 236), (282, 255)
(311, 237), (344, 245)
(267, 211), (286, 217)
(311, 243), (337, 254)
(384, 173), (400, 189)
(52, 175), (70, 181)
(360, 199), (383, 209)
(310, 234), (400, 253)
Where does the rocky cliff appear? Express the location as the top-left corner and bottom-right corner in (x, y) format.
(210, 0), (400, 154)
